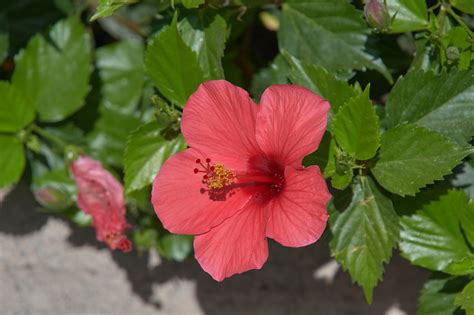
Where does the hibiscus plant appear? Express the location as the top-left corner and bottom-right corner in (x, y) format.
(0, 0), (473, 312)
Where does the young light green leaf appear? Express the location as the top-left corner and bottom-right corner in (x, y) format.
(179, 12), (227, 80)
(418, 276), (469, 315)
(450, 0), (474, 14)
(0, 135), (26, 188)
(400, 190), (474, 273)
(332, 88), (380, 160)
(90, 0), (139, 21)
(0, 81), (34, 132)
(145, 14), (204, 107)
(284, 53), (359, 113)
(385, 69), (474, 144)
(96, 41), (145, 114)
(371, 124), (471, 196)
(124, 122), (187, 194)
(87, 107), (141, 167)
(330, 176), (399, 303)
(279, 0), (392, 81)
(386, 0), (429, 33)
(455, 280), (474, 314)
(12, 16), (92, 123)
(251, 54), (289, 99)
(182, 0), (205, 9)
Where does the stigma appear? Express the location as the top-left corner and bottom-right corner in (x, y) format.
(194, 158), (235, 194)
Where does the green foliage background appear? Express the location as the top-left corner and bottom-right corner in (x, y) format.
(0, 0), (473, 311)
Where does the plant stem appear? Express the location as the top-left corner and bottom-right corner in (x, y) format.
(447, 8), (473, 36)
(33, 125), (68, 149)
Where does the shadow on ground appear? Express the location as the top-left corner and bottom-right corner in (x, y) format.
(1, 183), (429, 315)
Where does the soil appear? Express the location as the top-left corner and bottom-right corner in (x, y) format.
(0, 183), (429, 315)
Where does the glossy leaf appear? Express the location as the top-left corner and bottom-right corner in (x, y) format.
(284, 53), (359, 113)
(12, 16), (92, 122)
(251, 54), (289, 99)
(90, 0), (139, 21)
(0, 135), (26, 188)
(332, 88), (380, 160)
(400, 190), (474, 273)
(386, 0), (429, 33)
(330, 176), (399, 303)
(179, 12), (227, 80)
(455, 281), (474, 314)
(124, 122), (187, 194)
(372, 124), (470, 196)
(182, 0), (205, 9)
(87, 107), (141, 167)
(0, 81), (34, 132)
(451, 0), (474, 14)
(385, 70), (474, 144)
(145, 14), (204, 106)
(418, 276), (468, 315)
(279, 0), (391, 80)
(96, 41), (145, 114)
(158, 234), (194, 262)
(459, 196), (474, 248)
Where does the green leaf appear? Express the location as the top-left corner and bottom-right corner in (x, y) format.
(385, 70), (474, 145)
(455, 281), (474, 314)
(124, 122), (187, 194)
(331, 170), (353, 190)
(386, 0), (429, 33)
(332, 88), (380, 160)
(96, 41), (145, 114)
(0, 81), (34, 132)
(0, 31), (8, 63)
(87, 107), (141, 167)
(90, 0), (139, 21)
(459, 197), (474, 248)
(284, 53), (359, 113)
(330, 176), (400, 303)
(418, 276), (469, 315)
(0, 135), (26, 188)
(145, 14), (204, 107)
(179, 12), (227, 80)
(251, 54), (289, 99)
(451, 0), (474, 14)
(279, 0), (392, 81)
(454, 162), (474, 198)
(158, 234), (193, 262)
(182, 0), (205, 9)
(400, 190), (474, 273)
(371, 124), (470, 196)
(12, 16), (92, 122)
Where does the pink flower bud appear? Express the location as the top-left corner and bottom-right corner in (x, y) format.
(34, 188), (71, 210)
(364, 0), (391, 31)
(70, 156), (133, 253)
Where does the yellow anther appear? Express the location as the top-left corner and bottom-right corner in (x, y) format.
(207, 163), (235, 190)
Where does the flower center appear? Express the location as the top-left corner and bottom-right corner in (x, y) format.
(193, 158), (284, 201)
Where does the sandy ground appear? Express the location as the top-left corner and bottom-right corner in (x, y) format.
(0, 183), (429, 315)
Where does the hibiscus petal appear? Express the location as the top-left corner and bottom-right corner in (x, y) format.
(265, 166), (330, 247)
(194, 202), (268, 281)
(152, 148), (252, 235)
(256, 85), (330, 166)
(181, 80), (261, 169)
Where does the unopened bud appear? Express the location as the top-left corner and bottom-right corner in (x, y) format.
(34, 187), (71, 210)
(364, 0), (391, 31)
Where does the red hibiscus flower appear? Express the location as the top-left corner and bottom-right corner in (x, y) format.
(70, 156), (132, 253)
(152, 81), (331, 280)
